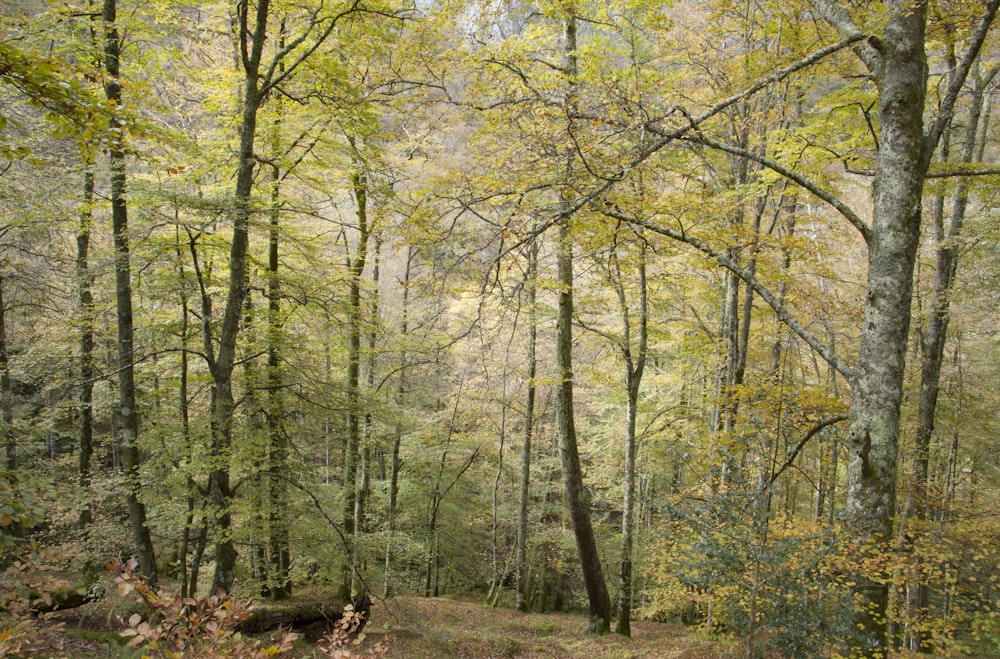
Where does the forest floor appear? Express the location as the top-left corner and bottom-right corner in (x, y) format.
(19, 589), (1000, 658)
(363, 595), (721, 658)
(24, 588), (722, 658)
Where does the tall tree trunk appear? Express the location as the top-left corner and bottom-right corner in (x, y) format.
(0, 274), (12, 472)
(340, 157), (369, 601)
(556, 216), (610, 633)
(616, 241), (647, 637)
(77, 166), (95, 526)
(266, 70), (290, 599)
(557, 12), (611, 634)
(103, 0), (157, 585)
(355, 234), (380, 594)
(384, 246), (411, 598)
(904, 59), (995, 654)
(175, 225), (196, 599)
(516, 235), (538, 612)
(206, 0), (271, 595)
(488, 387), (507, 606)
(844, 8), (928, 650)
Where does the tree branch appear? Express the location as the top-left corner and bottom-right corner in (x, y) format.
(551, 33), (868, 226)
(682, 134), (872, 244)
(769, 413), (849, 486)
(598, 207), (857, 383)
(806, 0), (880, 72)
(923, 0), (1000, 166)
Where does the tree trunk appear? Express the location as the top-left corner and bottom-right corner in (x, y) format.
(103, 0), (157, 586)
(77, 166), (95, 526)
(207, 0), (271, 595)
(905, 59), (994, 654)
(0, 274), (12, 472)
(340, 159), (369, 601)
(488, 380), (507, 604)
(556, 216), (610, 633)
(557, 12), (610, 634)
(844, 5), (928, 647)
(384, 246), (412, 598)
(355, 234), (381, 594)
(516, 235), (538, 613)
(616, 243), (647, 637)
(266, 91), (290, 600)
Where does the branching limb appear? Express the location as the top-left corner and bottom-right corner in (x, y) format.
(769, 414), (849, 486)
(682, 134), (871, 244)
(923, 0), (1000, 165)
(598, 206), (857, 383)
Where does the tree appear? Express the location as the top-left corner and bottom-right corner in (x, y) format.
(200, 0), (362, 594)
(76, 161), (96, 528)
(515, 231), (539, 612)
(607, 232), (648, 637)
(805, 1), (999, 651)
(102, 0), (158, 585)
(554, 11), (612, 634)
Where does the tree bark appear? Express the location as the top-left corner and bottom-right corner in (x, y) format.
(77, 166), (95, 526)
(384, 246), (411, 598)
(266, 78), (290, 599)
(844, 5), (927, 645)
(103, 0), (157, 586)
(615, 241), (647, 637)
(340, 157), (369, 601)
(516, 235), (538, 613)
(556, 215), (610, 633)
(557, 12), (611, 634)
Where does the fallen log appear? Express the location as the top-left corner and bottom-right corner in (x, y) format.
(31, 583), (97, 614)
(237, 593), (371, 639)
(28, 565), (101, 615)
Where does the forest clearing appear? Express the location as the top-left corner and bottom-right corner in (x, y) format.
(2, 0), (1000, 657)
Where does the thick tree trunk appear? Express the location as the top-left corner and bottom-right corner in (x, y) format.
(556, 217), (611, 633)
(104, 0), (157, 585)
(840, 3), (928, 650)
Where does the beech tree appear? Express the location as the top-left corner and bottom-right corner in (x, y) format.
(102, 0), (158, 585)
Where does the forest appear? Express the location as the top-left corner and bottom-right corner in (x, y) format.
(1, 0), (999, 657)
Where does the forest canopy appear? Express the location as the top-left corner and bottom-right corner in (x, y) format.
(1, 0), (1000, 657)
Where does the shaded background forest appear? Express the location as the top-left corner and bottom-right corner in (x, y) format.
(1, 0), (1000, 656)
